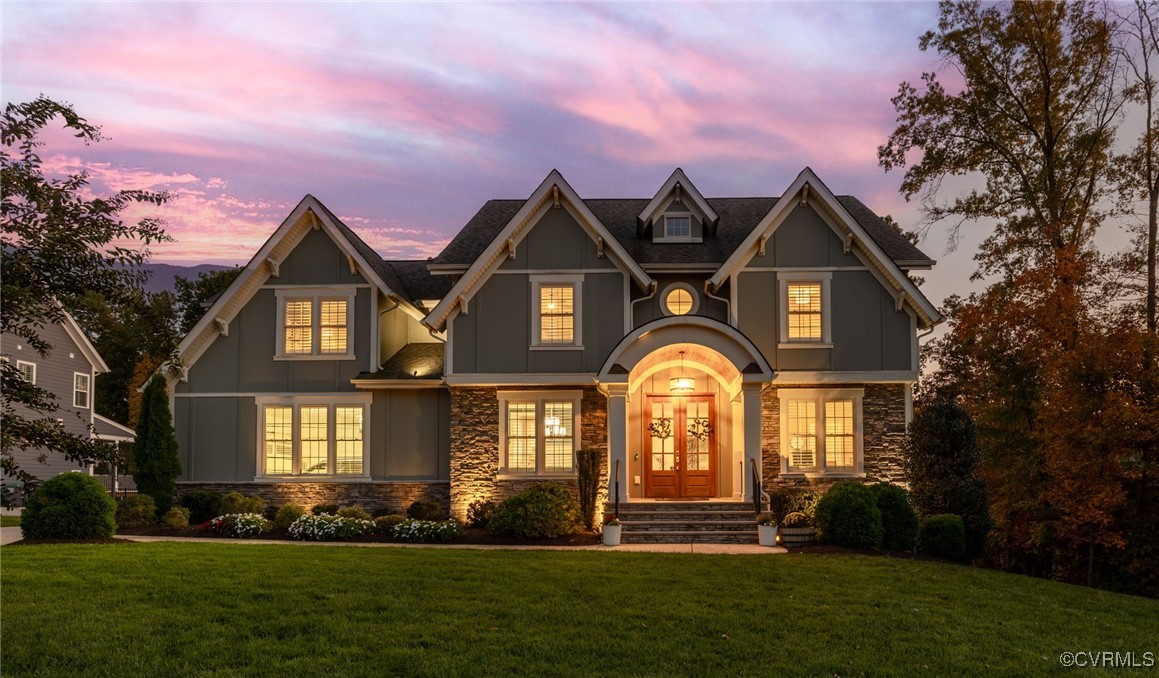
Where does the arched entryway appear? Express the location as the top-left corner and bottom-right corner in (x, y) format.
(598, 317), (772, 502)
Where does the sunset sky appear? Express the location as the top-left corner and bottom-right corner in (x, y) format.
(1, 2), (1138, 308)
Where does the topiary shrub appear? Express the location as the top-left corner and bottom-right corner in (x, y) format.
(919, 514), (967, 562)
(116, 494), (157, 528)
(337, 504), (371, 521)
(273, 503), (306, 529)
(21, 473), (116, 539)
(488, 484), (580, 539)
(207, 513), (272, 539)
(407, 501), (443, 521)
(466, 500), (496, 528)
(312, 503), (339, 516)
(767, 486), (820, 524)
(132, 375), (182, 514)
(392, 519), (461, 543)
(180, 490), (223, 524)
(374, 514), (408, 533)
(221, 492), (264, 516)
(575, 447), (602, 530)
(162, 506), (190, 530)
(814, 481), (883, 549)
(871, 483), (919, 551)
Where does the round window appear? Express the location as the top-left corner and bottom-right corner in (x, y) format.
(664, 286), (695, 316)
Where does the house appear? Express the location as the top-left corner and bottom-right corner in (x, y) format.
(1, 311), (135, 498)
(168, 168), (939, 523)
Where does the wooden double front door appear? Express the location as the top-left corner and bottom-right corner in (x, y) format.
(644, 395), (716, 499)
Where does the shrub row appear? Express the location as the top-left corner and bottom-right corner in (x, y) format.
(812, 481), (918, 551)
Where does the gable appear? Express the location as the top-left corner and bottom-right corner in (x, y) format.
(637, 168), (719, 237)
(745, 203), (862, 268)
(498, 206), (617, 271)
(279, 228), (367, 286)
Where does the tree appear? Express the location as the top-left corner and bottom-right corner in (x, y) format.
(904, 399), (991, 559)
(1, 96), (169, 502)
(131, 375), (181, 515)
(174, 267), (241, 336)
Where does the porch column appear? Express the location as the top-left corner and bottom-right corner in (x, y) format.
(604, 382), (630, 503)
(741, 382), (764, 503)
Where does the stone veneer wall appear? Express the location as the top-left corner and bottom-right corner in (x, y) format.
(760, 383), (907, 488)
(449, 385), (608, 520)
(176, 482), (449, 515)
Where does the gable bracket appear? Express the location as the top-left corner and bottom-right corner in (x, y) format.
(265, 257), (280, 277)
(800, 184), (810, 207)
(758, 235), (768, 257)
(895, 291), (907, 313)
(507, 238), (517, 260)
(214, 317), (229, 337)
(596, 236), (605, 258)
(347, 254), (359, 275)
(458, 295), (469, 316)
(307, 210), (321, 230)
(552, 186), (560, 208)
(843, 232), (854, 255)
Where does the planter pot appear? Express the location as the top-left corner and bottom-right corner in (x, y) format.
(602, 524), (622, 546)
(757, 524), (779, 547)
(780, 526), (815, 546)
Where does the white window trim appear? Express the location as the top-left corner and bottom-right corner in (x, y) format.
(497, 390), (582, 477)
(254, 394), (372, 479)
(653, 212), (701, 243)
(778, 388), (864, 477)
(274, 288), (357, 360)
(73, 371), (90, 409)
(660, 282), (700, 317)
(778, 271), (833, 348)
(530, 274), (583, 350)
(15, 360), (36, 385)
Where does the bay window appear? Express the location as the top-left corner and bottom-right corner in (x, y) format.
(498, 391), (581, 475)
(257, 396), (370, 478)
(779, 388), (863, 476)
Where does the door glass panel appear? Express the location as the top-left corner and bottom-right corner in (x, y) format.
(650, 402), (675, 471)
(686, 400), (711, 471)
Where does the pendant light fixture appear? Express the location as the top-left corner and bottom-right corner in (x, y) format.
(669, 350), (695, 394)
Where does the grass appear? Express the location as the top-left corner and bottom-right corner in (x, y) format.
(2, 543), (1156, 676)
(0, 515), (20, 527)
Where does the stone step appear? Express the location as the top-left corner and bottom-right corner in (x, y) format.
(606, 503), (754, 513)
(616, 510), (755, 521)
(621, 530), (759, 544)
(622, 520), (756, 532)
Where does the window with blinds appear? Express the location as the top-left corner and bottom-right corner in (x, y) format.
(284, 299), (314, 354)
(300, 406), (328, 474)
(539, 284), (574, 344)
(825, 400), (855, 470)
(261, 402), (366, 477)
(73, 373), (90, 409)
(335, 406), (363, 475)
(319, 299), (348, 354)
(543, 401), (574, 472)
(500, 392), (581, 475)
(264, 406), (294, 475)
(786, 400), (817, 470)
(787, 282), (822, 340)
(506, 402), (537, 472)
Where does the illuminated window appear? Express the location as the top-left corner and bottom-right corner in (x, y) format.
(73, 373), (90, 409)
(259, 399), (368, 477)
(787, 282), (822, 340)
(663, 284), (697, 316)
(499, 392), (581, 474)
(779, 389), (863, 475)
(277, 290), (354, 358)
(664, 216), (691, 239)
(531, 276), (582, 348)
(16, 360), (35, 385)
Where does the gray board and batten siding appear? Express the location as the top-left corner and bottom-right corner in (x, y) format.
(175, 224), (449, 483)
(736, 203), (915, 372)
(2, 322), (96, 478)
(451, 206), (628, 374)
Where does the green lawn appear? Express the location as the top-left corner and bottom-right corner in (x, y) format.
(2, 543), (1155, 676)
(0, 515), (21, 527)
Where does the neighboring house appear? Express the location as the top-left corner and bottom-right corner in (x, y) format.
(1, 311), (135, 497)
(169, 168), (939, 522)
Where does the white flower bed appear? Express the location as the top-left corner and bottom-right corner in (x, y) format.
(288, 514), (374, 541)
(392, 519), (462, 543)
(207, 513), (272, 539)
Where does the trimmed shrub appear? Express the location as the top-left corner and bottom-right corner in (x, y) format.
(221, 492), (264, 516)
(782, 512), (811, 528)
(374, 514), (408, 533)
(767, 487), (820, 524)
(288, 514), (373, 541)
(393, 519), (461, 543)
(407, 501), (443, 521)
(21, 473), (116, 540)
(871, 483), (919, 551)
(162, 507), (190, 530)
(814, 481), (883, 549)
(466, 500), (496, 529)
(116, 494), (157, 528)
(488, 484), (580, 539)
(180, 490), (223, 524)
(273, 503), (306, 529)
(337, 504), (371, 521)
(312, 503), (339, 516)
(575, 447), (602, 530)
(132, 375), (182, 514)
(920, 514), (968, 562)
(207, 513), (272, 539)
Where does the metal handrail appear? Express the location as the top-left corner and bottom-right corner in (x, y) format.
(749, 457), (769, 515)
(614, 458), (620, 518)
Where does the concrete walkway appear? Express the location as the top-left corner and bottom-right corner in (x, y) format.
(2, 530), (785, 554)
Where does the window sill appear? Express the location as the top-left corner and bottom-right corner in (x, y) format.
(274, 354), (358, 361)
(779, 471), (865, 479)
(253, 475), (372, 483)
(497, 472), (577, 480)
(777, 343), (832, 350)
(529, 345), (584, 351)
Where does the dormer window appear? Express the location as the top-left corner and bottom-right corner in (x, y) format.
(664, 216), (691, 239)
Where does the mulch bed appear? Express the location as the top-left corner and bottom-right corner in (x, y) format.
(112, 525), (602, 547)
